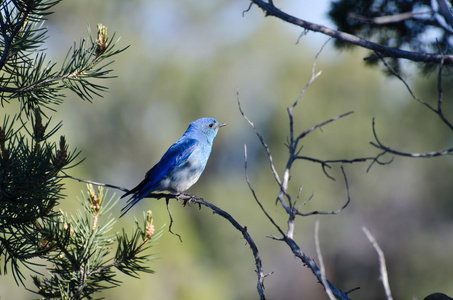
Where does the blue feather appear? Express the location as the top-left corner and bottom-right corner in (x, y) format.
(120, 118), (226, 217)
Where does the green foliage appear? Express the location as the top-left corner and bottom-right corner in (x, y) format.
(0, 110), (78, 223)
(0, 108), (77, 283)
(0, 0), (128, 116)
(115, 211), (161, 278)
(28, 187), (162, 299)
(0, 0), (159, 298)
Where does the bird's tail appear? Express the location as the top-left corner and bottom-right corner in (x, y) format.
(120, 194), (144, 218)
(120, 178), (158, 217)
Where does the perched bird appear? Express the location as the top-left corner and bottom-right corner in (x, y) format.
(120, 117), (226, 217)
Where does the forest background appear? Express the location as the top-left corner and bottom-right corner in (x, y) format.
(2, 0), (453, 299)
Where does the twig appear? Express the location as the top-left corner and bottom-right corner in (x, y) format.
(375, 52), (437, 114)
(165, 199), (182, 242)
(295, 111), (354, 142)
(362, 226), (393, 300)
(282, 235), (354, 300)
(239, 39), (359, 299)
(296, 155), (391, 179)
(434, 55), (453, 131)
(289, 37), (328, 109)
(59, 170), (129, 193)
(296, 166), (351, 217)
(237, 91), (283, 190)
(371, 118), (453, 157)
(61, 172), (267, 299)
(314, 219), (335, 300)
(369, 52), (453, 158)
(294, 186), (310, 209)
(0, 3), (32, 72)
(247, 0), (453, 64)
(348, 11), (426, 25)
(180, 193), (268, 300)
(244, 144), (285, 236)
(237, 90), (291, 215)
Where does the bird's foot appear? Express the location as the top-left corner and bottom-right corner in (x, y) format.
(176, 192), (192, 205)
(177, 192), (201, 209)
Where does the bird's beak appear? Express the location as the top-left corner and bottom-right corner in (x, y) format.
(218, 122), (227, 128)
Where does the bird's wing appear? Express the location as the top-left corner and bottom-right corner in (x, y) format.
(120, 138), (199, 217)
(146, 138), (199, 180)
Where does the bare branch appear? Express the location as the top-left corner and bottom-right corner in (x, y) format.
(61, 172), (267, 299)
(177, 193), (268, 300)
(296, 166), (351, 217)
(289, 38), (329, 110)
(315, 219), (336, 300)
(369, 54), (453, 158)
(296, 155), (392, 179)
(371, 118), (453, 157)
(283, 38), (331, 211)
(165, 199), (182, 242)
(237, 92), (282, 188)
(282, 235), (354, 300)
(244, 145), (285, 236)
(239, 41), (358, 297)
(378, 51), (453, 131)
(295, 111), (354, 142)
(375, 53), (437, 114)
(435, 56), (453, 131)
(247, 0), (453, 64)
(237, 90), (292, 214)
(362, 227), (393, 300)
(348, 11), (423, 25)
(59, 170), (129, 193)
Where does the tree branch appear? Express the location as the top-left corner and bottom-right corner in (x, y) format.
(282, 235), (354, 300)
(61, 172), (267, 300)
(348, 11), (423, 25)
(143, 192), (268, 300)
(362, 226), (393, 300)
(296, 166), (351, 217)
(315, 219), (336, 300)
(0, 1), (32, 72)
(368, 53), (453, 158)
(247, 0), (453, 64)
(239, 41), (359, 299)
(371, 118), (453, 158)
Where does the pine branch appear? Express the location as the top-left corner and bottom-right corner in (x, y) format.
(0, 1), (128, 116)
(27, 187), (161, 299)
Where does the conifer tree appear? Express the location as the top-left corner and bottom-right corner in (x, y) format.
(0, 1), (161, 298)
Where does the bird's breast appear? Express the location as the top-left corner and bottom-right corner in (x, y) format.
(158, 152), (209, 193)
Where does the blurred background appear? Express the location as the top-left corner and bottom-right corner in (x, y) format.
(3, 0), (453, 299)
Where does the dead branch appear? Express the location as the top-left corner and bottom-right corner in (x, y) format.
(315, 220), (336, 300)
(368, 53), (453, 158)
(60, 172), (267, 300)
(238, 43), (360, 299)
(348, 11), (423, 25)
(247, 0), (453, 64)
(363, 226), (393, 300)
(371, 118), (453, 158)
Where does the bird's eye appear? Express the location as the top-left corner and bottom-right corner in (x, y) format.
(209, 123), (214, 128)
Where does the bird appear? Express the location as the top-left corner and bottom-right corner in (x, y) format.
(120, 117), (226, 217)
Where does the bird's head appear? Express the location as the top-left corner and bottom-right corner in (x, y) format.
(187, 118), (226, 142)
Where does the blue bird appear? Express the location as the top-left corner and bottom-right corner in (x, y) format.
(120, 117), (226, 217)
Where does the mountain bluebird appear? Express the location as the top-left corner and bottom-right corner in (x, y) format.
(120, 117), (226, 216)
